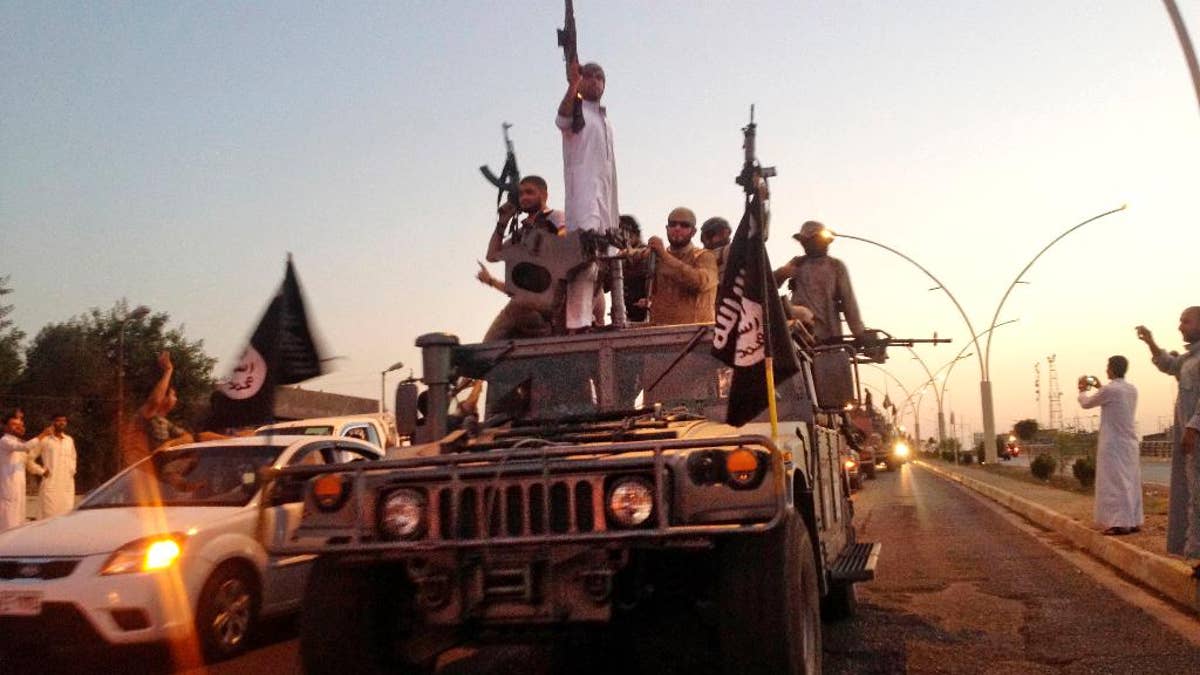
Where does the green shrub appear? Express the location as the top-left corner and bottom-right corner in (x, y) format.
(1030, 454), (1057, 481)
(1072, 455), (1096, 488)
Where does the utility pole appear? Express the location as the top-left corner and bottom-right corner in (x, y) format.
(1046, 354), (1063, 431)
(1033, 361), (1041, 427)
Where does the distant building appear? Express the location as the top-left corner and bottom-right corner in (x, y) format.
(273, 386), (377, 421)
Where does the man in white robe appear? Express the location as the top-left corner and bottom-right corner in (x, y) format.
(556, 60), (621, 331)
(1077, 356), (1142, 534)
(26, 413), (77, 519)
(1137, 306), (1200, 560)
(0, 410), (52, 531)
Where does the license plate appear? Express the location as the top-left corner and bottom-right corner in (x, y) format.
(0, 590), (43, 616)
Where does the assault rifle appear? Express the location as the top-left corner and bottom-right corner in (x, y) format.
(556, 0), (585, 133)
(735, 104), (776, 197)
(479, 122), (520, 208)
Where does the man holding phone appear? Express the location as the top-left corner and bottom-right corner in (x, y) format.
(1077, 356), (1142, 536)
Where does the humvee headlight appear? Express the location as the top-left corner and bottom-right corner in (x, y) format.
(380, 489), (425, 539)
(312, 473), (348, 511)
(607, 477), (654, 527)
(843, 457), (857, 470)
(893, 442), (910, 458)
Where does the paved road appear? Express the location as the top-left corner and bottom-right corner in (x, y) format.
(1004, 454), (1171, 485)
(17, 463), (1197, 674)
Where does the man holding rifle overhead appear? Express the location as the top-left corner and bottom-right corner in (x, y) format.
(556, 1), (620, 332)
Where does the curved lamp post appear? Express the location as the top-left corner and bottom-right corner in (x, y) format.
(978, 206), (1125, 456)
(379, 361), (405, 413)
(1164, 0), (1200, 113)
(833, 206), (1122, 462)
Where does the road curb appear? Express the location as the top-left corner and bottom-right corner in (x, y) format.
(913, 460), (1199, 614)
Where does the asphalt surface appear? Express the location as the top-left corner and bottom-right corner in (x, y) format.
(823, 463), (1200, 673)
(10, 462), (1198, 674)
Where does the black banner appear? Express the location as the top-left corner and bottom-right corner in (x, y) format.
(711, 196), (800, 426)
(208, 257), (324, 430)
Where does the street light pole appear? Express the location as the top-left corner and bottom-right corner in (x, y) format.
(980, 206), (1124, 462)
(379, 361), (405, 413)
(115, 305), (149, 474)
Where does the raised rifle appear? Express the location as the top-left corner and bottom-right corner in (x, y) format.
(479, 122), (520, 208)
(735, 105), (776, 240)
(557, 0), (585, 133)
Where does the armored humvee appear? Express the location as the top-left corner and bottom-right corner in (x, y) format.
(263, 320), (881, 674)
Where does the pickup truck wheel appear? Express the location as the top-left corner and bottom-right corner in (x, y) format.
(862, 462), (877, 479)
(718, 512), (821, 675)
(300, 558), (438, 675)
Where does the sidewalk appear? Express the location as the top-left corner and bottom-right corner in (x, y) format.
(913, 459), (1199, 614)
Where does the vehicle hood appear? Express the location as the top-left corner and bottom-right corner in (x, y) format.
(0, 506), (244, 557)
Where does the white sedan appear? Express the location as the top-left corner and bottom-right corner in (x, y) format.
(0, 435), (381, 662)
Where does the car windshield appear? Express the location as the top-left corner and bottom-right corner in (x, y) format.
(256, 425), (333, 436)
(78, 445), (284, 509)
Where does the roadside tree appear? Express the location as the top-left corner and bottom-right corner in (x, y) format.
(12, 303), (215, 490)
(0, 276), (24, 388)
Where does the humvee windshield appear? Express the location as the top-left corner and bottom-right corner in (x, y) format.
(463, 326), (812, 423)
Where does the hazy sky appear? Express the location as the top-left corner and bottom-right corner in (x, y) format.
(3, 1), (1197, 440)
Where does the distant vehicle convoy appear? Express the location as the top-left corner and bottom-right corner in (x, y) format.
(0, 435), (382, 662)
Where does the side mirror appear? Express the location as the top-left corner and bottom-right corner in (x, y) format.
(395, 382), (420, 438)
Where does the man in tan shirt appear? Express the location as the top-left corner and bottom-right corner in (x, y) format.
(630, 207), (718, 326)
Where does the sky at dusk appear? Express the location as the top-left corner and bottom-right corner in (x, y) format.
(3, 1), (1198, 441)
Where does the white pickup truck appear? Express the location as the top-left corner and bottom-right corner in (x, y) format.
(255, 414), (400, 453)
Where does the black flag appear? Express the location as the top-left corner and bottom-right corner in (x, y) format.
(208, 257), (324, 429)
(711, 195), (800, 426)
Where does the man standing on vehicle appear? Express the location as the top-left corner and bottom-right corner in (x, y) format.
(478, 175), (565, 341)
(700, 217), (732, 279)
(0, 410), (53, 530)
(557, 60), (620, 332)
(627, 207), (718, 326)
(1137, 306), (1200, 564)
(1077, 357), (1142, 535)
(773, 221), (866, 344)
(26, 413), (77, 519)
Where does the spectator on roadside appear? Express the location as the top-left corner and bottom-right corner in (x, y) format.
(0, 410), (52, 530)
(25, 413), (77, 519)
(1077, 356), (1143, 535)
(1136, 307), (1200, 567)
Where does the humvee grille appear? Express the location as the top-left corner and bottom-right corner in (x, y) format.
(434, 477), (605, 541)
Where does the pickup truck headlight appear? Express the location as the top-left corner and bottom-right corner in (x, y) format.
(380, 489), (425, 539)
(607, 477), (654, 527)
(101, 534), (185, 575)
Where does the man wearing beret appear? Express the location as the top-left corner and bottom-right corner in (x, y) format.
(773, 220), (866, 344)
(629, 207), (718, 326)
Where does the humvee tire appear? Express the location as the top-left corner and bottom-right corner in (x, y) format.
(300, 558), (439, 675)
(821, 579), (858, 621)
(863, 462), (877, 479)
(718, 511), (821, 675)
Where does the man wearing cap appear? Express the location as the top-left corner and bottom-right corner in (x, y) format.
(628, 207), (718, 326)
(773, 220), (866, 343)
(557, 60), (621, 331)
(700, 217), (733, 279)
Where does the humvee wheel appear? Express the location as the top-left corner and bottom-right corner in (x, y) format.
(300, 557), (443, 675)
(718, 511), (821, 675)
(821, 579), (858, 621)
